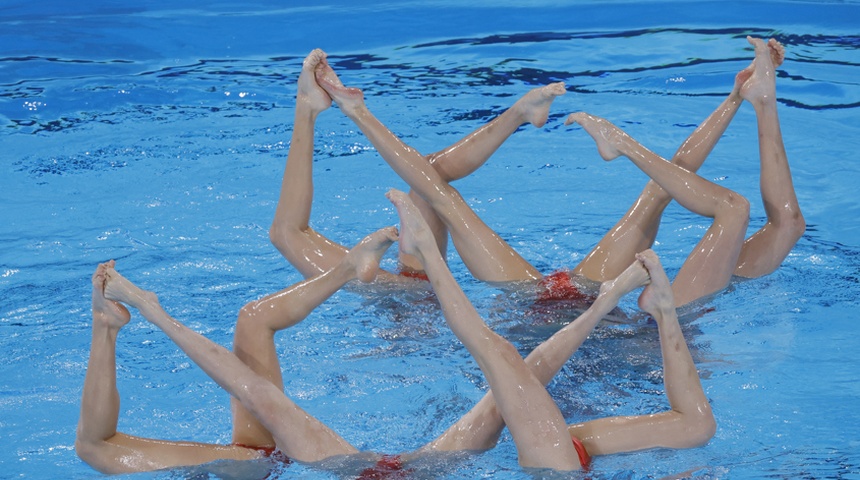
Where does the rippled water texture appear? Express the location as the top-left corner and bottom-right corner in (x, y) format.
(1, 1), (859, 479)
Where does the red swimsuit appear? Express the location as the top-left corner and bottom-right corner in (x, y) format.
(356, 454), (410, 479)
(572, 436), (592, 470)
(399, 269), (430, 282)
(537, 270), (594, 302)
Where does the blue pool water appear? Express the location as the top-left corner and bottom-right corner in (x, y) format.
(2, 1), (859, 478)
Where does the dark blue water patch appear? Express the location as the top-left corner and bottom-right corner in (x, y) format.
(323, 52), (733, 96)
(144, 57), (299, 83)
(780, 97), (860, 110)
(3, 27), (858, 138)
(412, 27), (772, 48)
(0, 55), (135, 69)
(746, 446), (860, 479)
(794, 234), (860, 294)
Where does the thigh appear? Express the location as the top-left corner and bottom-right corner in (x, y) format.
(272, 227), (350, 278)
(671, 219), (748, 306)
(81, 432), (260, 474)
(440, 187), (541, 282)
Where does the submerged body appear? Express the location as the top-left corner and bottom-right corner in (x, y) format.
(77, 192), (714, 474)
(74, 37), (802, 475)
(312, 37), (803, 307)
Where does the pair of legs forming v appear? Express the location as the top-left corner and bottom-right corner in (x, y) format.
(77, 190), (714, 474)
(279, 36), (804, 307)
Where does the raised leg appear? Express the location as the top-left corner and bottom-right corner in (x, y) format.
(572, 40), (785, 282)
(567, 112), (750, 306)
(231, 227), (398, 447)
(398, 82), (567, 272)
(316, 58), (541, 283)
(424, 82), (566, 181)
(387, 189), (579, 470)
(418, 253), (650, 454)
(269, 49), (352, 278)
(566, 250), (716, 455)
(733, 37), (805, 277)
(76, 262), (259, 474)
(101, 265), (371, 463)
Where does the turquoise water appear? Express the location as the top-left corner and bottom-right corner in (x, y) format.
(2, 1), (859, 478)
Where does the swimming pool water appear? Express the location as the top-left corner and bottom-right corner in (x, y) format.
(2, 1), (859, 479)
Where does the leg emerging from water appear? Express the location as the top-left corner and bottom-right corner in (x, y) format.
(733, 36), (805, 277)
(572, 39), (787, 283)
(388, 189), (581, 470)
(418, 253), (650, 455)
(231, 227), (398, 447)
(76, 262), (261, 474)
(99, 237), (401, 463)
(316, 58), (542, 283)
(270, 48), (375, 278)
(567, 112), (750, 306)
(408, 248), (712, 461)
(399, 82), (567, 273)
(566, 250), (716, 455)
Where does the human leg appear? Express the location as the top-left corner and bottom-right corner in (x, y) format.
(269, 49), (353, 278)
(387, 189), (579, 470)
(76, 261), (260, 474)
(424, 82), (567, 181)
(102, 267), (362, 463)
(231, 228), (398, 447)
(418, 254), (650, 454)
(316, 59), (541, 283)
(733, 36), (805, 277)
(567, 112), (750, 306)
(571, 42), (785, 282)
(566, 250), (715, 456)
(398, 82), (567, 272)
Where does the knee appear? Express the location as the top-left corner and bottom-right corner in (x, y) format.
(681, 406), (717, 448)
(268, 222), (314, 268)
(74, 436), (96, 465)
(782, 208), (806, 242)
(75, 436), (114, 474)
(692, 413), (717, 448)
(425, 152), (455, 181)
(238, 300), (259, 322)
(235, 301), (260, 338)
(236, 300), (267, 335)
(728, 191), (751, 217)
(268, 222), (292, 253)
(236, 299), (282, 339)
(718, 191), (751, 225)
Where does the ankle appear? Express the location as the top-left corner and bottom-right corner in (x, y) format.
(131, 289), (160, 313)
(345, 103), (370, 121)
(92, 316), (123, 333)
(294, 103), (320, 121)
(751, 96), (777, 113)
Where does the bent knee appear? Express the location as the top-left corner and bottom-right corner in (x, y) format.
(782, 209), (807, 242)
(237, 300), (261, 322)
(725, 192), (751, 218)
(715, 192), (750, 227)
(75, 436), (97, 465)
(75, 436), (118, 474)
(268, 223), (299, 253)
(680, 409), (717, 448)
(235, 301), (276, 338)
